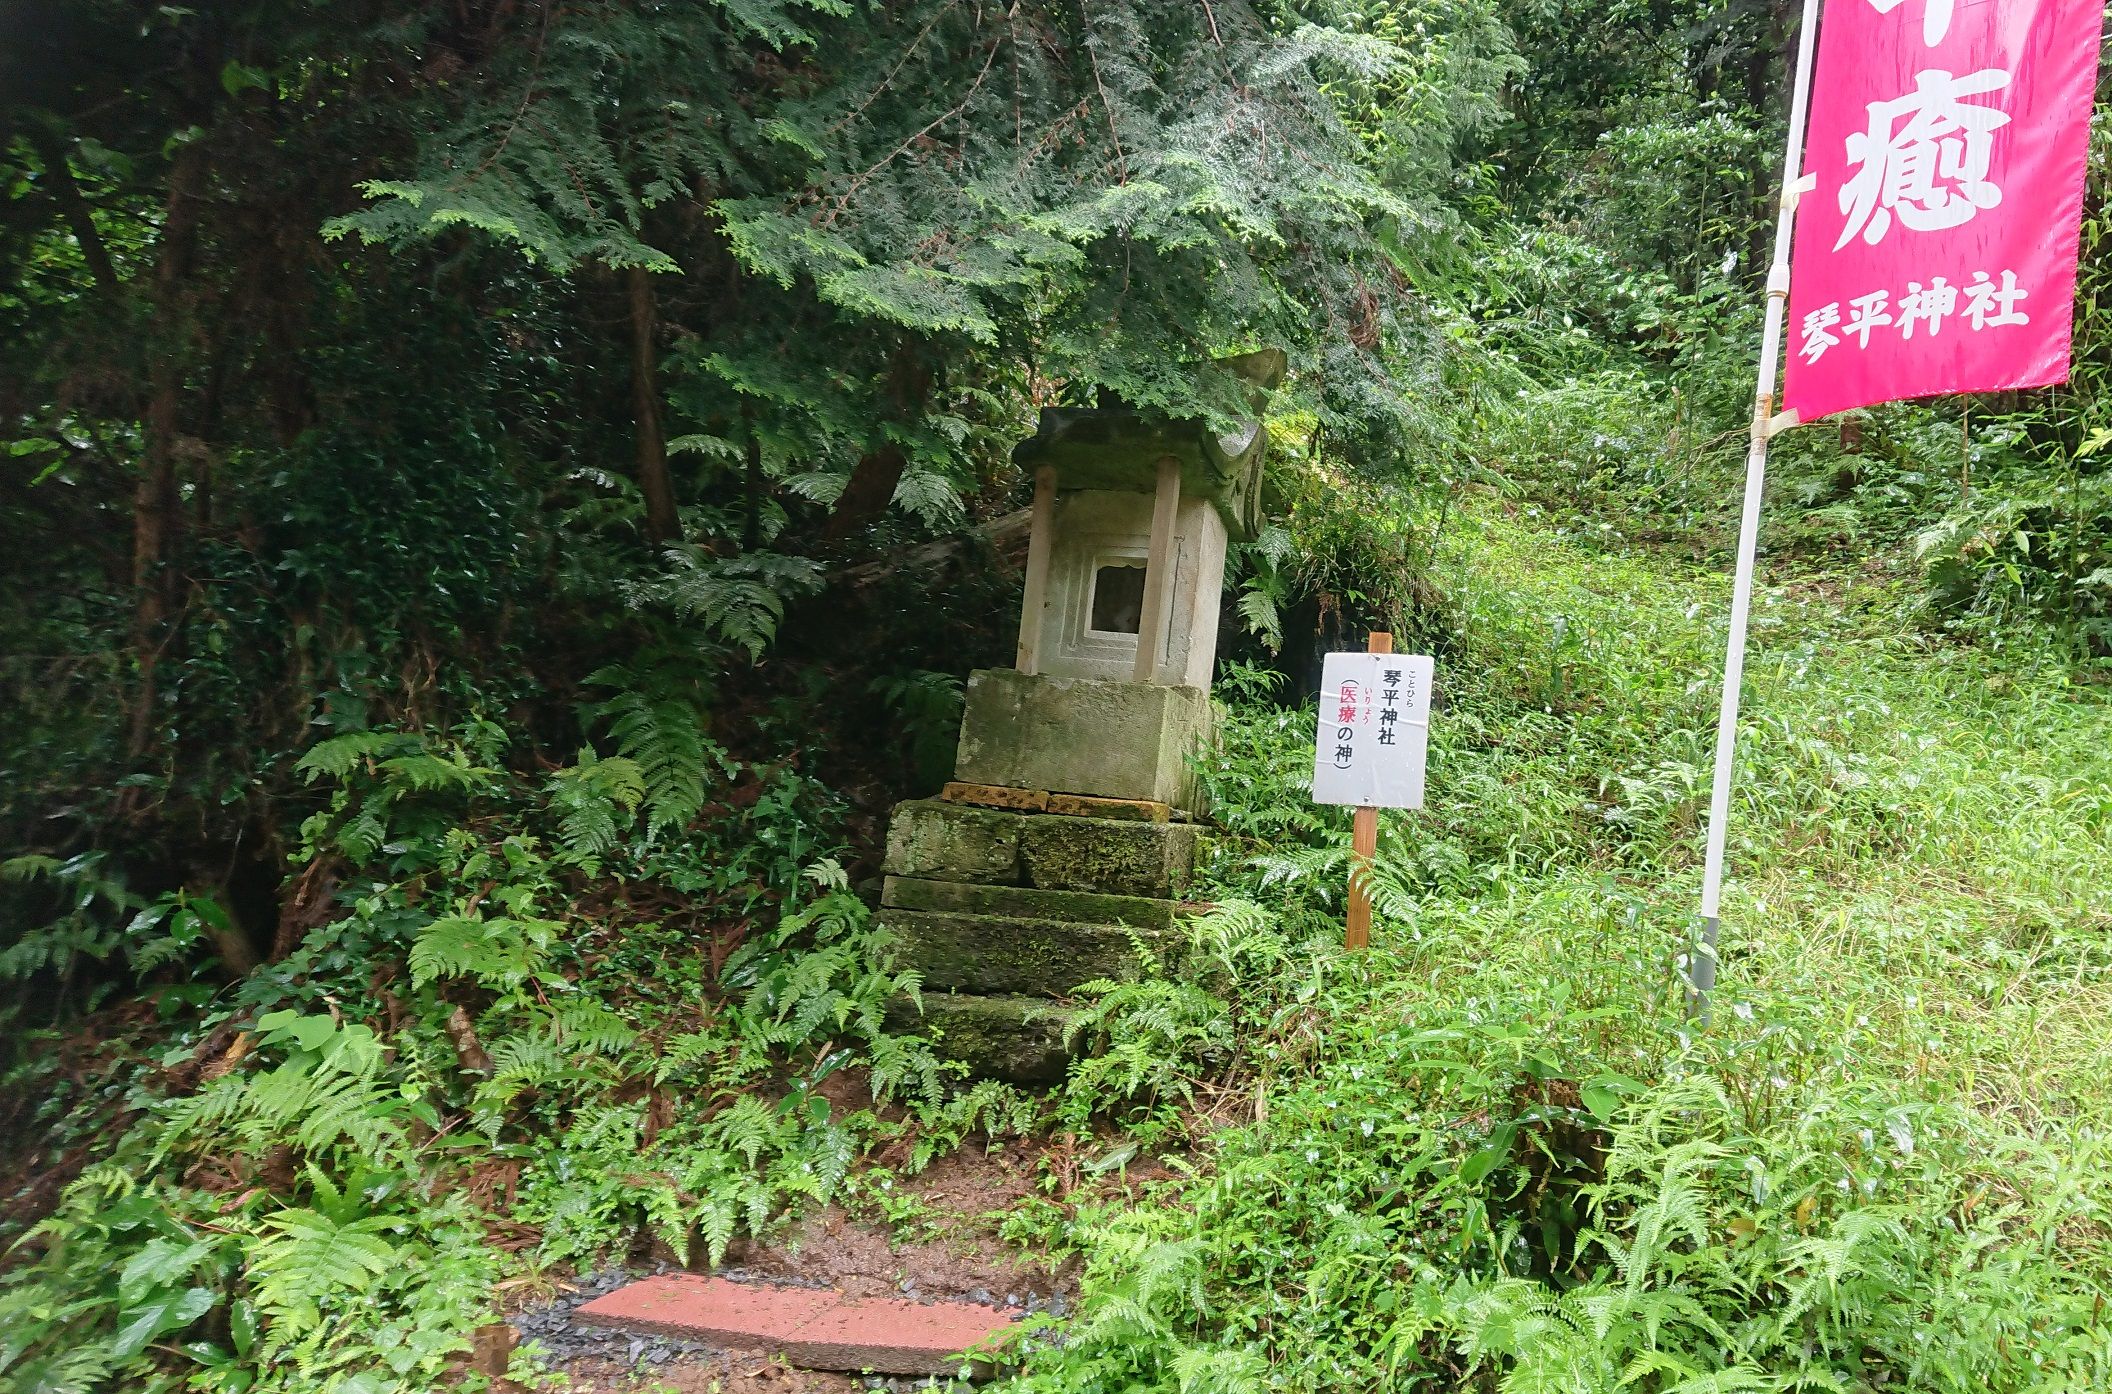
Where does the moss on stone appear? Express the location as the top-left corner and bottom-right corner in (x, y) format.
(877, 907), (1166, 995)
(1019, 815), (1197, 897)
(886, 993), (1077, 1084)
(881, 875), (1191, 929)
(953, 669), (1211, 810)
(881, 799), (1022, 884)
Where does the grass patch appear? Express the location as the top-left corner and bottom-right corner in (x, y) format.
(1020, 490), (2112, 1392)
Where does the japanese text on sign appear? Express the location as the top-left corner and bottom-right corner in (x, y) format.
(1798, 268), (2028, 363)
(1311, 653), (1432, 809)
(1779, 0), (2105, 420)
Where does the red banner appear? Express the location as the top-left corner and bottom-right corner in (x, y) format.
(1781, 0), (2104, 421)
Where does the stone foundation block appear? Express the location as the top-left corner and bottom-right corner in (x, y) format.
(882, 875), (1188, 929)
(882, 799), (1021, 884)
(888, 993), (1077, 1084)
(878, 907), (1164, 995)
(953, 668), (1211, 810)
(883, 802), (1202, 899)
(1020, 815), (1198, 898)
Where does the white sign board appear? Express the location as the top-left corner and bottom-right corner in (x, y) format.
(1311, 652), (1432, 808)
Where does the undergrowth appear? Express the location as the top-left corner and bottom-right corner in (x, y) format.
(0, 679), (1033, 1393)
(1016, 495), (2112, 1392)
(9, 476), (2109, 1394)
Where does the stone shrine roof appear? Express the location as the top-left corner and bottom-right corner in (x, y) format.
(1011, 348), (1285, 541)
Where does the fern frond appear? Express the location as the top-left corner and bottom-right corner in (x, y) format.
(594, 690), (718, 838)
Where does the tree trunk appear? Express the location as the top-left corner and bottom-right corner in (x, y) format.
(818, 346), (931, 545)
(819, 444), (908, 545)
(203, 915), (261, 978)
(126, 140), (209, 762)
(627, 265), (679, 547)
(23, 123), (120, 294)
(744, 428), (762, 550)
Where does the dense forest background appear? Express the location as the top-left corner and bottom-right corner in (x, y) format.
(5, 1), (2112, 1391)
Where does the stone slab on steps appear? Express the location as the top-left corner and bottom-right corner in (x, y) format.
(574, 1274), (1017, 1376)
(883, 798), (1200, 898)
(889, 992), (1077, 1084)
(877, 908), (1166, 996)
(574, 1274), (833, 1346)
(785, 1296), (1017, 1375)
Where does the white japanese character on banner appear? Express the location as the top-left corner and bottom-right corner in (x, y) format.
(1844, 289), (1893, 347)
(1799, 302), (1843, 362)
(1862, 0), (1954, 46)
(1835, 68), (2014, 250)
(1896, 276), (1957, 337)
(1961, 269), (2029, 328)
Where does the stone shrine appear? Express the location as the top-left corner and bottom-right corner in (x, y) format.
(880, 352), (1284, 1080)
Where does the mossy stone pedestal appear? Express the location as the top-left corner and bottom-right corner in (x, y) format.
(953, 668), (1212, 812)
(879, 796), (1204, 1082)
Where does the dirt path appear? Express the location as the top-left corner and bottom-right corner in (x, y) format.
(512, 1139), (1105, 1389)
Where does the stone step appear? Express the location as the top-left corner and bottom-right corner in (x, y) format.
(878, 907), (1166, 996)
(574, 1274), (1016, 1376)
(1020, 810), (1198, 896)
(888, 992), (1078, 1083)
(884, 798), (1200, 898)
(882, 875), (1196, 929)
(885, 799), (1024, 884)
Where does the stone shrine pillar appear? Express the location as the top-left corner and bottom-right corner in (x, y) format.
(879, 352), (1284, 1080)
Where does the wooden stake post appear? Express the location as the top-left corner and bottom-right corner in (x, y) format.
(1345, 631), (1391, 950)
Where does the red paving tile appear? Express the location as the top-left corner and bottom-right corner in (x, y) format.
(783, 1295), (1018, 1375)
(573, 1274), (836, 1347)
(574, 1275), (1021, 1375)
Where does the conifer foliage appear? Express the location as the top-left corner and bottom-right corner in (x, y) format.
(333, 0), (1427, 467)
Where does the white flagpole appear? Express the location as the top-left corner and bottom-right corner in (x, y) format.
(1690, 0), (1825, 1021)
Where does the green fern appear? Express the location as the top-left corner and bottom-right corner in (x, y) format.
(294, 729), (496, 865)
(550, 996), (638, 1056)
(544, 749), (647, 863)
(474, 1034), (573, 1122)
(408, 911), (556, 991)
(158, 1015), (413, 1170)
(585, 669), (730, 839)
(293, 730), (420, 782)
(623, 547), (824, 660)
(248, 1208), (402, 1334)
